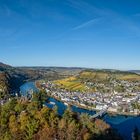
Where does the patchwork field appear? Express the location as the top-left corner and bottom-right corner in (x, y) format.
(54, 77), (87, 92)
(53, 70), (140, 92)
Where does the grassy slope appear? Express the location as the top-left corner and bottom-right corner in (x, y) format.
(79, 70), (140, 81)
(117, 74), (140, 81)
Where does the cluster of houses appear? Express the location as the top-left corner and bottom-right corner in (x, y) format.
(85, 80), (140, 93)
(39, 81), (140, 115)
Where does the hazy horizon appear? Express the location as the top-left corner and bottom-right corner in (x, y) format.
(1, 61), (140, 71)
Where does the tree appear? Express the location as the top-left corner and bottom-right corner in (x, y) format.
(14, 102), (25, 114)
(32, 91), (47, 109)
(80, 113), (91, 128)
(66, 120), (80, 140)
(19, 111), (39, 140)
(9, 114), (19, 133)
(26, 118), (39, 140)
(63, 106), (73, 122)
(0, 98), (17, 130)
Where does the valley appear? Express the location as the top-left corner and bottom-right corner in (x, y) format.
(1, 62), (140, 140)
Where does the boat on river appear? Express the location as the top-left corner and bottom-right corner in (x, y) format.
(49, 102), (56, 105)
(64, 102), (68, 106)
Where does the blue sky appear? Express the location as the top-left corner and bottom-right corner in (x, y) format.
(0, 0), (140, 70)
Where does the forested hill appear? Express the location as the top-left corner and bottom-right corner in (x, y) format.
(0, 63), (56, 98)
(0, 72), (11, 98)
(0, 62), (83, 98)
(0, 62), (12, 71)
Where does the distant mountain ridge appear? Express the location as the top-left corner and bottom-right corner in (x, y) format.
(129, 70), (140, 74)
(0, 62), (11, 67)
(1, 62), (140, 75)
(0, 62), (12, 71)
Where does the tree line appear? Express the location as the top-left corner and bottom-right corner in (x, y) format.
(0, 91), (123, 140)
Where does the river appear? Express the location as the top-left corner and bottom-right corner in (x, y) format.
(20, 82), (140, 140)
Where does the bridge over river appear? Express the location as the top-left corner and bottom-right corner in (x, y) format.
(90, 94), (119, 120)
(90, 108), (108, 119)
(90, 102), (113, 120)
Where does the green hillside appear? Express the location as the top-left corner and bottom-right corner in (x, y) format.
(54, 70), (140, 92)
(78, 70), (140, 82)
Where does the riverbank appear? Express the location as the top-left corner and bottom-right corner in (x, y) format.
(35, 80), (140, 117)
(49, 94), (140, 117)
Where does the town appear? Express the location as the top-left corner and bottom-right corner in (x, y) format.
(38, 79), (140, 116)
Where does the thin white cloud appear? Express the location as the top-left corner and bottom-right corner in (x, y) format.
(72, 17), (102, 30)
(66, 0), (112, 17)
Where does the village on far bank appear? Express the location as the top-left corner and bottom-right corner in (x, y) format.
(36, 76), (140, 116)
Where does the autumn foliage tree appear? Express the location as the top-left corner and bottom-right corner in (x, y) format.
(0, 96), (122, 140)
